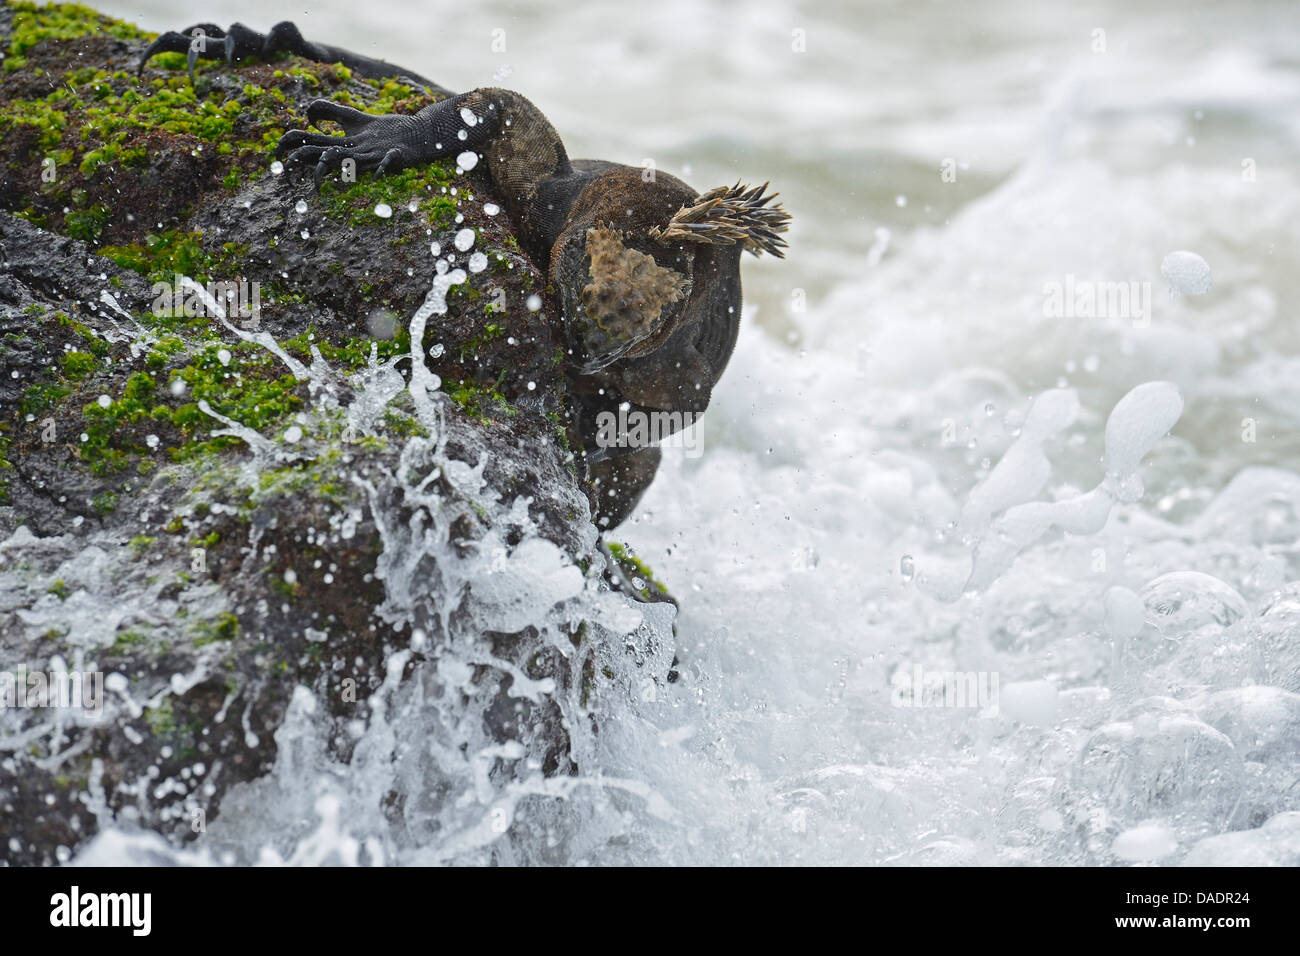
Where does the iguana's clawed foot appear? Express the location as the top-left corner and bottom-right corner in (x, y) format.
(137, 21), (311, 82)
(141, 19), (441, 187)
(137, 20), (448, 93)
(277, 100), (429, 187)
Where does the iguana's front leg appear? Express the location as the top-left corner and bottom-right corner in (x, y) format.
(137, 20), (450, 94)
(278, 88), (578, 264)
(275, 91), (512, 189)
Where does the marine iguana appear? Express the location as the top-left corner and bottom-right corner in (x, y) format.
(140, 21), (791, 528)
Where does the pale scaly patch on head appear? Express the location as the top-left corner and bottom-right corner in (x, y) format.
(580, 225), (689, 345)
(649, 181), (792, 258)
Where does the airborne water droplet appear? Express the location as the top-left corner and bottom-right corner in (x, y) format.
(1160, 250), (1213, 295)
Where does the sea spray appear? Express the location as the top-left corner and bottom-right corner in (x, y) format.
(915, 382), (1184, 600)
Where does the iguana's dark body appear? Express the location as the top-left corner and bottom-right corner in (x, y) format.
(141, 22), (789, 528)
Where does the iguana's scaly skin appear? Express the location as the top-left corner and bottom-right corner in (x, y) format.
(141, 22), (790, 528)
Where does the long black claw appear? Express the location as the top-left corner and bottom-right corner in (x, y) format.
(137, 31), (190, 75)
(374, 148), (403, 178)
(313, 146), (350, 189)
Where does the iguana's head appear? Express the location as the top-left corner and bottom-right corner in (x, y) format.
(552, 169), (790, 374)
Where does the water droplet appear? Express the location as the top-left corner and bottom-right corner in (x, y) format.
(1160, 250), (1213, 295)
(367, 309), (397, 340)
